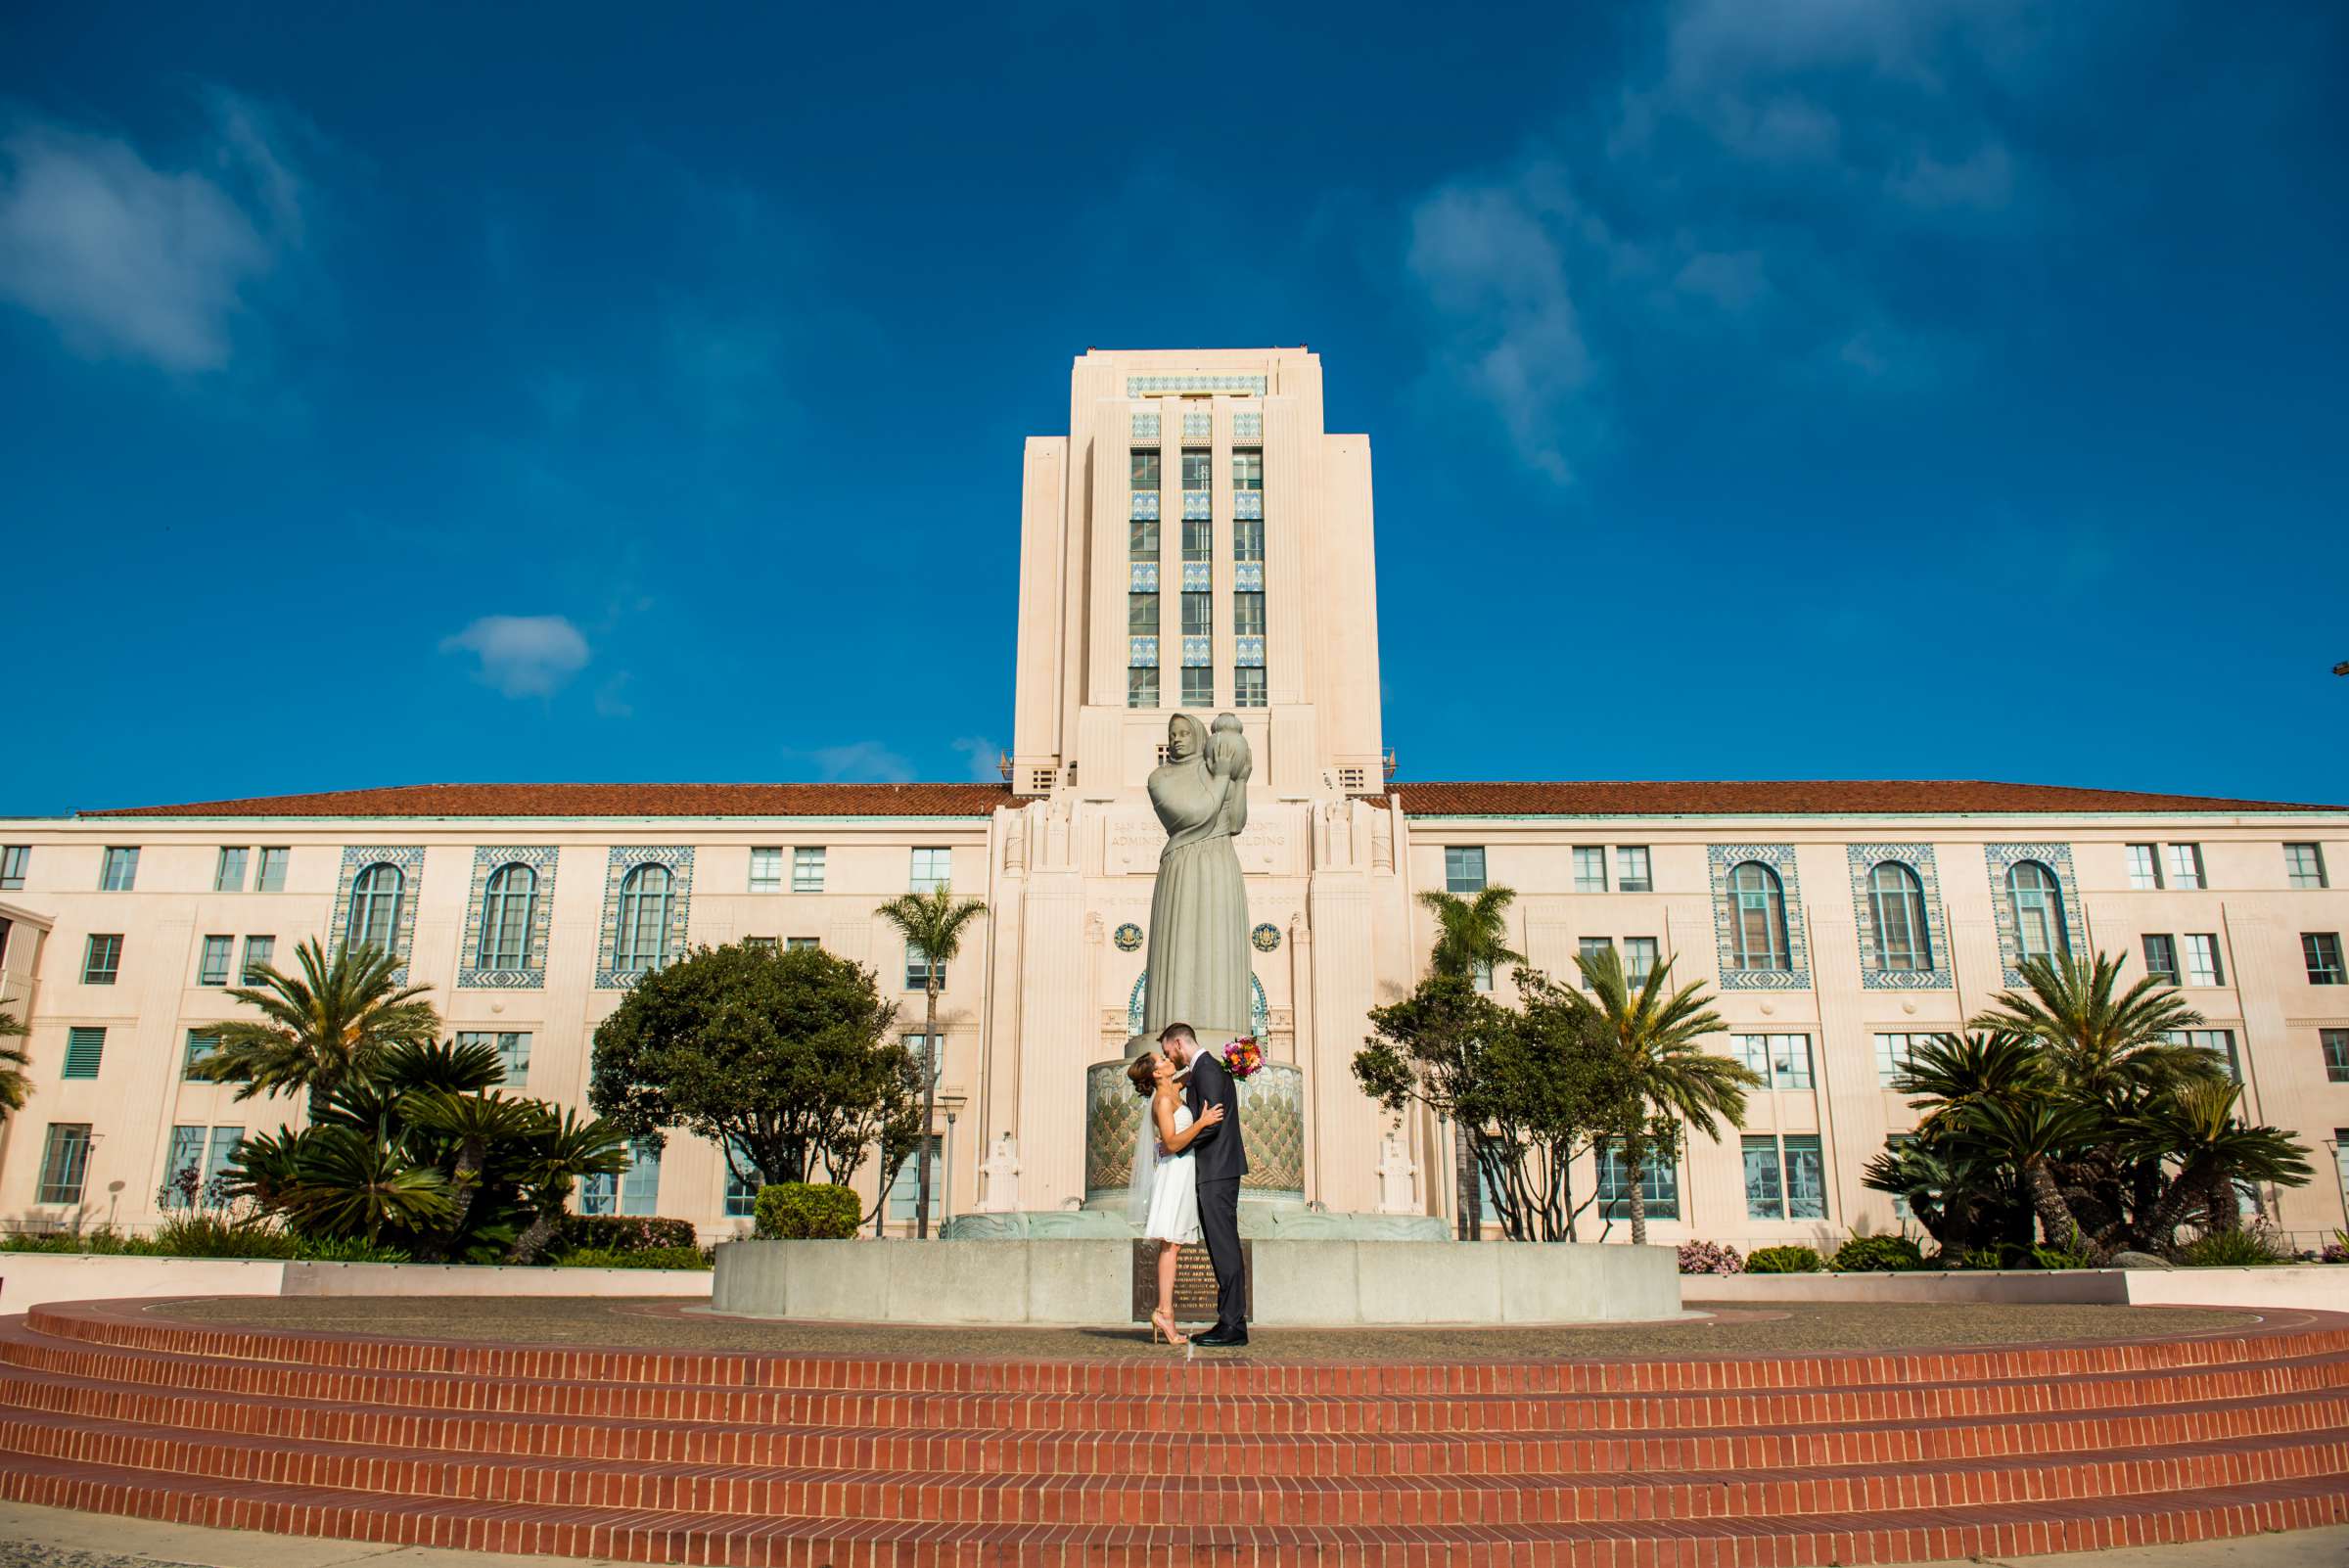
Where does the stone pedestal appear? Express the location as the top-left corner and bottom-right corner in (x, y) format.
(1082, 1057), (1306, 1212)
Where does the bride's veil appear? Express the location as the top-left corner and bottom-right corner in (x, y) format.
(1128, 1096), (1159, 1224)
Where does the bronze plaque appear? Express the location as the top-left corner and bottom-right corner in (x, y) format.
(1131, 1240), (1252, 1323)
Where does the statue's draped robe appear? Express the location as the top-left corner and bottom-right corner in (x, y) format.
(1141, 757), (1252, 1040)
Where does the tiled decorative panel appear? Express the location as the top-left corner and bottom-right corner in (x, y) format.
(458, 846), (559, 990)
(1707, 844), (1811, 991)
(1130, 490), (1159, 521)
(1985, 842), (2083, 986)
(1235, 490), (1263, 520)
(333, 847), (425, 982)
(1129, 413), (1160, 439)
(1180, 563), (1212, 591)
(1234, 412), (1263, 440)
(1844, 844), (1953, 991)
(1180, 635), (1211, 668)
(1128, 636), (1159, 668)
(1181, 489), (1211, 521)
(1128, 970), (1270, 1038)
(1129, 563), (1159, 592)
(1236, 636), (1266, 668)
(1233, 563), (1265, 591)
(595, 846), (695, 991)
(1127, 375), (1267, 395)
(1181, 411), (1212, 438)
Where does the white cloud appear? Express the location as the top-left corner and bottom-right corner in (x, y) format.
(440, 615), (591, 698)
(950, 736), (1003, 783)
(0, 90), (305, 372)
(808, 742), (915, 783)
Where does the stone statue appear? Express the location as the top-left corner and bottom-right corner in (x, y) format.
(1140, 713), (1253, 1041)
(978, 1134), (1021, 1213)
(1376, 1130), (1419, 1214)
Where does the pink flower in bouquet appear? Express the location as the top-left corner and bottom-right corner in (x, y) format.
(1221, 1037), (1264, 1080)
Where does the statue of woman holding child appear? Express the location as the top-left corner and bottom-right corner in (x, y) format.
(1139, 713), (1254, 1044)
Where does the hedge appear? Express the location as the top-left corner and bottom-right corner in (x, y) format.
(754, 1182), (861, 1240)
(550, 1215), (699, 1254)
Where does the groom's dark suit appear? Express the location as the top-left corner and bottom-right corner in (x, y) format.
(1183, 1047), (1249, 1333)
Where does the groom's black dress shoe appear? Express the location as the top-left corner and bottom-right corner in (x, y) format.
(1191, 1325), (1249, 1348)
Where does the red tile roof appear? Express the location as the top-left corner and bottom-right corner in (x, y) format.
(76, 778), (2339, 820)
(1384, 780), (2341, 816)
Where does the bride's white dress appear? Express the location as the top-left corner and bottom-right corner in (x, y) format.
(1141, 1103), (1202, 1244)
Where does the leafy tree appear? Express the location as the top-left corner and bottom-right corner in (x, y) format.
(0, 1010), (29, 1123)
(1356, 973), (1514, 1236)
(871, 886), (987, 1238)
(1972, 953), (2213, 1099)
(1475, 979), (1638, 1240)
(2125, 1080), (2312, 1238)
(1548, 945), (1757, 1246)
(589, 942), (912, 1200)
(190, 939), (440, 1123)
(506, 1109), (633, 1265)
(1415, 886), (1524, 1237)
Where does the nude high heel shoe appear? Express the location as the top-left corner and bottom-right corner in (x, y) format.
(1151, 1310), (1187, 1346)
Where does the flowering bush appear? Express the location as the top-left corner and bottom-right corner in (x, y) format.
(2322, 1241), (2349, 1265)
(1677, 1240), (1743, 1275)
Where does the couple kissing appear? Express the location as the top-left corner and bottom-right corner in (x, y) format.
(1126, 1021), (1249, 1348)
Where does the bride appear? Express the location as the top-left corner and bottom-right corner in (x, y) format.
(1127, 1049), (1226, 1345)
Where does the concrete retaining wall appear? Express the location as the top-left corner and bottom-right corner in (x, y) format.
(711, 1239), (1684, 1326)
(0, 1253), (713, 1314)
(1686, 1265), (2349, 1311)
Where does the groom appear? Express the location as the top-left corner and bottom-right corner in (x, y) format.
(1159, 1021), (1247, 1346)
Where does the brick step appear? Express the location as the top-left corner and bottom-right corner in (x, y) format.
(28, 1300), (2349, 1395)
(10, 1326), (2347, 1434)
(0, 1444), (2344, 1567)
(3, 1356), (2345, 1478)
(0, 1402), (2340, 1526)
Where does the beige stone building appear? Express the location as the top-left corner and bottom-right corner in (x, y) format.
(5, 347), (2348, 1249)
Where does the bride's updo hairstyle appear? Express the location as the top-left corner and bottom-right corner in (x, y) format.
(1127, 1052), (1160, 1098)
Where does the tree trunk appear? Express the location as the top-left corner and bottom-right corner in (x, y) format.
(1561, 1150), (1578, 1243)
(506, 1207), (560, 1266)
(306, 1079), (333, 1128)
(1456, 1122), (1481, 1239)
(1625, 1131), (1649, 1248)
(2024, 1159), (2086, 1252)
(915, 979), (940, 1239)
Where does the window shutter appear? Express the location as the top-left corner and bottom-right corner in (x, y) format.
(63, 1028), (105, 1079)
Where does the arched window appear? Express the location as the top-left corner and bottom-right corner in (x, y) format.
(478, 862), (537, 970)
(1728, 861), (1790, 971)
(615, 864), (673, 971)
(1868, 861), (1932, 971)
(2006, 860), (2069, 963)
(345, 862), (403, 954)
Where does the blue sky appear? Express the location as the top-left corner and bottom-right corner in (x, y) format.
(4, 1), (2345, 815)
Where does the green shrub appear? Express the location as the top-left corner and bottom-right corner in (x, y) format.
(148, 1212), (299, 1260)
(2030, 1242), (2099, 1270)
(1832, 1234), (1927, 1272)
(1745, 1245), (1825, 1274)
(293, 1235), (413, 1264)
(1947, 1242), (2029, 1270)
(551, 1245), (712, 1270)
(551, 1215), (699, 1254)
(754, 1182), (860, 1240)
(2173, 1228), (2289, 1268)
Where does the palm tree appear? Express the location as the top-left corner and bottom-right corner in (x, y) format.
(0, 1010), (30, 1123)
(402, 1091), (543, 1256)
(1895, 1031), (2048, 1131)
(191, 939), (440, 1123)
(1971, 953), (2214, 1099)
(2125, 1081), (2313, 1240)
(506, 1108), (633, 1265)
(1968, 1097), (2101, 1252)
(1418, 886), (1525, 1239)
(871, 885), (987, 1239)
(1563, 945), (1757, 1246)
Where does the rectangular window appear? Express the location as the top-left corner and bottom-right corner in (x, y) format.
(37, 1125), (93, 1206)
(1733, 1034), (1814, 1091)
(2126, 844), (2161, 890)
(2171, 1028), (2240, 1082)
(791, 847), (825, 893)
(905, 942), (942, 991)
(1128, 667), (1159, 709)
(749, 847), (784, 893)
(2307, 933), (2347, 986)
(786, 936), (819, 950)
(723, 1138), (760, 1219)
(1233, 517), (1264, 562)
(255, 847), (289, 892)
(1783, 1134), (1827, 1219)
(888, 1135), (943, 1222)
(743, 936), (778, 953)
(2322, 1030), (2349, 1084)
(903, 1033), (944, 1089)
(1129, 449), (1159, 490)
(1179, 667), (1213, 706)
(1573, 847), (1607, 893)
(184, 1030), (219, 1078)
(456, 1031), (531, 1086)
(2165, 844), (2205, 890)
(1578, 937), (1615, 977)
(1616, 846), (1653, 893)
(2142, 933), (2180, 984)
(239, 935), (275, 983)
(1624, 937), (1658, 987)
(213, 847), (249, 892)
(1181, 518), (1212, 562)
(1873, 1032), (1929, 1088)
(1596, 1142), (1680, 1220)
(1232, 449), (1262, 490)
(164, 1125), (205, 1208)
(580, 1140), (663, 1218)
(1233, 591), (1265, 636)
(1129, 516), (1160, 558)
(1445, 846), (1486, 894)
(2183, 934), (2223, 988)
(2286, 844), (2329, 890)
(1742, 1135), (1784, 1220)
(199, 935), (234, 987)
(1180, 448), (1211, 489)
(1128, 591), (1159, 633)
(62, 1028), (104, 1080)
(1233, 667), (1267, 708)
(1470, 957), (1494, 992)
(100, 847), (138, 892)
(1181, 590), (1212, 634)
(205, 1127), (241, 1191)
(0, 845), (26, 890)
(82, 934), (122, 986)
(909, 848), (950, 893)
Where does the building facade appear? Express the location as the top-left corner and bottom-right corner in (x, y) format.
(5, 347), (2349, 1249)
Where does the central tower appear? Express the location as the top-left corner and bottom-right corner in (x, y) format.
(1008, 347), (1386, 799)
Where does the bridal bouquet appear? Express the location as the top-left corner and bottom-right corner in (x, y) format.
(1220, 1036), (1264, 1080)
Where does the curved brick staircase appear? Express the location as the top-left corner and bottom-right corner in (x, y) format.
(1, 1299), (2347, 1565)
